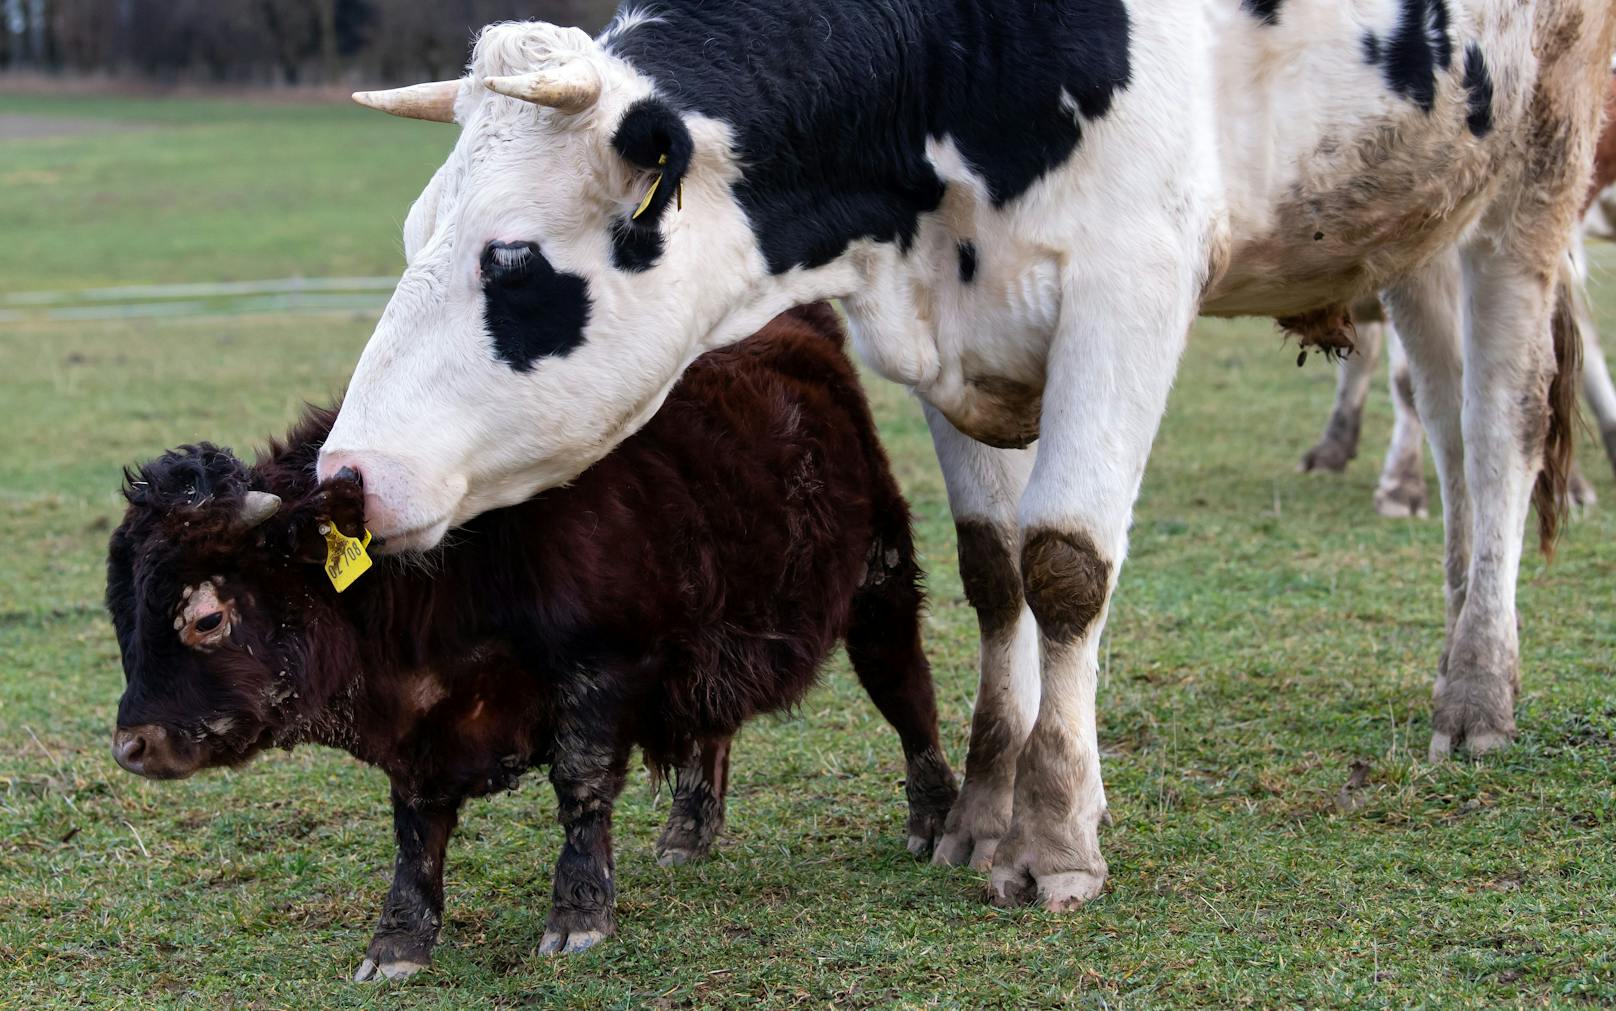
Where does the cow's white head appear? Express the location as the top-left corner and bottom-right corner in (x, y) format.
(319, 21), (784, 552)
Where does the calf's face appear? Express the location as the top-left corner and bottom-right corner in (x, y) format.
(105, 445), (361, 779)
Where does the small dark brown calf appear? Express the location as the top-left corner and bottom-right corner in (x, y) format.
(104, 304), (957, 979)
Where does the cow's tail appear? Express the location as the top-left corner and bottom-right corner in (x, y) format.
(1535, 257), (1585, 558)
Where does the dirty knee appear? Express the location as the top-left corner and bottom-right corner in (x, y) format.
(956, 520), (1023, 637)
(1021, 529), (1111, 643)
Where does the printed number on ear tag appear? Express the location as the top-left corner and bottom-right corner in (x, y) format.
(321, 524), (373, 593)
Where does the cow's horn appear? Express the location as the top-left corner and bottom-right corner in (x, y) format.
(239, 491), (282, 529)
(483, 62), (602, 114)
(352, 80), (461, 123)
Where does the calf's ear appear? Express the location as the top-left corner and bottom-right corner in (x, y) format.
(283, 481), (367, 566)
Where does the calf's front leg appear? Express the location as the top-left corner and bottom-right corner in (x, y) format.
(354, 789), (460, 982)
(542, 704), (631, 955)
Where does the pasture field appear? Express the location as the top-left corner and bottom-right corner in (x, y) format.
(3, 95), (1615, 1010)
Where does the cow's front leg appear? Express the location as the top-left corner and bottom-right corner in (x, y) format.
(543, 704), (630, 955)
(988, 249), (1197, 911)
(655, 735), (731, 866)
(923, 404), (1038, 871)
(354, 789), (460, 982)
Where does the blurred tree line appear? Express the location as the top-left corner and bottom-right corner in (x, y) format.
(0, 0), (621, 83)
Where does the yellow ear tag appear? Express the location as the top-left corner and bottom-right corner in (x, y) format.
(321, 523), (373, 594)
(631, 153), (682, 221)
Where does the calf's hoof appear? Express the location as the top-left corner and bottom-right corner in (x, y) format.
(540, 908), (615, 956)
(655, 813), (722, 867)
(904, 747), (960, 858)
(353, 931), (434, 982)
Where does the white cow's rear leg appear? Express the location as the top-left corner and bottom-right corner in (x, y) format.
(1386, 254), (1471, 640)
(1300, 314), (1384, 474)
(923, 404), (1038, 871)
(1373, 322), (1431, 518)
(987, 252), (1196, 911)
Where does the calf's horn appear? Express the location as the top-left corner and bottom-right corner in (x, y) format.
(238, 492), (282, 529)
(352, 80), (460, 123)
(484, 62), (602, 114)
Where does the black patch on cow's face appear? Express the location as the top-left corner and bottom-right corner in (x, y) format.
(481, 241), (591, 372)
(608, 1), (1131, 275)
(1367, 0), (1452, 113)
(958, 241), (978, 284)
(1462, 44), (1494, 137)
(1243, 0), (1284, 26)
(607, 99), (694, 274)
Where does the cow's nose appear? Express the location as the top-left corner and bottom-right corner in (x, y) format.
(334, 466), (362, 487)
(112, 727), (151, 774)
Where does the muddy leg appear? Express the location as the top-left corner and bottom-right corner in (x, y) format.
(922, 403), (1039, 871)
(1374, 321), (1432, 518)
(1300, 313), (1384, 473)
(655, 736), (731, 866)
(354, 789), (460, 982)
(542, 693), (630, 955)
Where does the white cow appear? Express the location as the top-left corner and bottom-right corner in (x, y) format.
(321, 2), (1615, 913)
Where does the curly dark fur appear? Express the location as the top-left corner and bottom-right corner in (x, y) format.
(105, 303), (954, 967)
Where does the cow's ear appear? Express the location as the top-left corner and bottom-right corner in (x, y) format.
(610, 99), (693, 227)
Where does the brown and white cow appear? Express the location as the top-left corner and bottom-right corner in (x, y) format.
(1302, 69), (1616, 515)
(317, 3), (1614, 910)
(105, 305), (958, 974)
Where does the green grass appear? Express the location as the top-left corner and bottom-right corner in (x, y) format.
(3, 95), (1616, 1009)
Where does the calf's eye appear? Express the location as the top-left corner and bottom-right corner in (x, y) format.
(194, 612), (224, 633)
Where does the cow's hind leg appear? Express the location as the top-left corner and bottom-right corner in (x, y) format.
(922, 404), (1039, 870)
(1571, 231), (1616, 481)
(1300, 306), (1385, 473)
(655, 735), (731, 866)
(846, 498), (959, 857)
(1374, 321), (1432, 519)
(355, 789), (461, 982)
(989, 242), (1197, 911)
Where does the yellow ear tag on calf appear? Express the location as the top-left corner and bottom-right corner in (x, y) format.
(632, 153), (682, 221)
(321, 524), (373, 594)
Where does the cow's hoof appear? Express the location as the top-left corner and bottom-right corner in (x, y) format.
(353, 957), (428, 982)
(1429, 670), (1516, 761)
(930, 782), (1009, 869)
(539, 929), (609, 955)
(1374, 481), (1428, 519)
(1036, 870), (1108, 911)
(1298, 438), (1354, 474)
(1569, 470), (1598, 514)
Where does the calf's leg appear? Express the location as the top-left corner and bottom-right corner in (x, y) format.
(543, 702), (631, 955)
(922, 404), (1039, 870)
(845, 505), (959, 857)
(354, 789), (460, 982)
(655, 735), (731, 866)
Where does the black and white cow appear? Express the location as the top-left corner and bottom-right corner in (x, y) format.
(319, 2), (1615, 912)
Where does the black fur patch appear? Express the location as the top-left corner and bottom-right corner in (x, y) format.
(1462, 43), (1494, 137)
(609, 1), (1131, 275)
(480, 241), (591, 372)
(958, 241), (978, 284)
(1368, 0), (1453, 113)
(1243, 0), (1284, 26)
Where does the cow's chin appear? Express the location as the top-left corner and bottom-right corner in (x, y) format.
(370, 515), (452, 555)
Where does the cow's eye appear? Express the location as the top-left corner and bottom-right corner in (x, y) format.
(481, 241), (537, 285)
